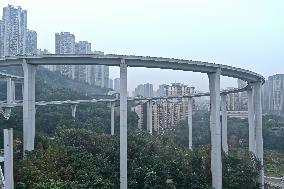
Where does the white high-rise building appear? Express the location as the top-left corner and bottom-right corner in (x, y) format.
(134, 83), (154, 97)
(93, 65), (109, 88)
(55, 32), (75, 78)
(26, 29), (37, 55)
(75, 41), (92, 82)
(263, 74), (284, 115)
(225, 80), (248, 111)
(0, 20), (4, 57)
(108, 78), (114, 89)
(114, 78), (120, 92)
(157, 83), (194, 97)
(2, 5), (27, 56)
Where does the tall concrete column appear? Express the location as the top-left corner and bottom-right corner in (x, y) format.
(71, 104), (77, 120)
(188, 97), (193, 150)
(120, 59), (127, 189)
(23, 60), (36, 152)
(111, 102), (115, 136)
(21, 83), (24, 99)
(248, 89), (256, 154)
(253, 82), (264, 189)
(6, 78), (13, 104)
(147, 100), (153, 134)
(208, 70), (222, 189)
(11, 81), (15, 102)
(221, 94), (228, 154)
(4, 128), (14, 189)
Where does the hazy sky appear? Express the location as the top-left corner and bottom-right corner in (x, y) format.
(0, 0), (283, 92)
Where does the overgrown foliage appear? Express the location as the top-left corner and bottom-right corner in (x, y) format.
(15, 127), (260, 189)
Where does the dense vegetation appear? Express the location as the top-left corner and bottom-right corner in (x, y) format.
(14, 127), (260, 189)
(172, 111), (284, 177)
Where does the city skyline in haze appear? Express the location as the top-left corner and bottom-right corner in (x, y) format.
(0, 0), (283, 92)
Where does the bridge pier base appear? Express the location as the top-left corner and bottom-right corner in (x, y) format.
(23, 61), (36, 153)
(208, 70), (222, 189)
(120, 60), (127, 189)
(221, 94), (228, 154)
(188, 97), (193, 150)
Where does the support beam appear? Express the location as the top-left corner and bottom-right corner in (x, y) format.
(111, 102), (115, 136)
(71, 104), (77, 120)
(208, 70), (222, 189)
(147, 100), (153, 134)
(188, 97), (193, 150)
(248, 90), (256, 154)
(120, 60), (127, 189)
(4, 128), (14, 189)
(23, 61), (36, 152)
(221, 94), (228, 154)
(253, 82), (264, 189)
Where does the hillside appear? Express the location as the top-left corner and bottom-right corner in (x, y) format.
(0, 66), (109, 98)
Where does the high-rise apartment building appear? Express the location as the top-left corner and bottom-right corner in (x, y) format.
(108, 79), (113, 89)
(225, 79), (248, 111)
(75, 41), (91, 54)
(75, 41), (92, 82)
(263, 74), (284, 115)
(157, 83), (194, 97)
(2, 5), (27, 56)
(132, 83), (195, 134)
(55, 32), (75, 54)
(26, 29), (37, 55)
(93, 65), (109, 88)
(114, 78), (120, 92)
(54, 33), (109, 88)
(0, 20), (4, 57)
(134, 83), (154, 97)
(55, 32), (75, 78)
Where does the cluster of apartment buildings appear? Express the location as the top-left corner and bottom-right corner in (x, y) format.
(0, 5), (36, 56)
(226, 76), (284, 116)
(133, 83), (154, 98)
(132, 83), (195, 134)
(132, 75), (284, 134)
(0, 5), (109, 88)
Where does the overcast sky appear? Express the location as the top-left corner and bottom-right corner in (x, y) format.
(1, 0), (283, 92)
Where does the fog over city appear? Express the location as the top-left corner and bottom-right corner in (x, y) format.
(1, 0), (283, 91)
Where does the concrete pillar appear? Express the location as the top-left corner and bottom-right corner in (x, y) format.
(23, 60), (36, 152)
(71, 104), (77, 120)
(221, 94), (228, 154)
(208, 70), (222, 189)
(72, 65), (76, 80)
(120, 60), (127, 189)
(188, 97), (193, 150)
(21, 83), (24, 100)
(4, 128), (14, 189)
(147, 100), (153, 134)
(253, 82), (264, 189)
(248, 89), (256, 154)
(6, 78), (12, 104)
(111, 102), (115, 136)
(11, 81), (15, 102)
